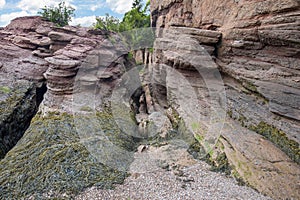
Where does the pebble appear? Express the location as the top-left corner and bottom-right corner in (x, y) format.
(76, 145), (273, 200)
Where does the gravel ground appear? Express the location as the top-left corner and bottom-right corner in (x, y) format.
(76, 142), (273, 200)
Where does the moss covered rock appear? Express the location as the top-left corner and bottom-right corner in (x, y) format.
(249, 121), (299, 164)
(0, 75), (37, 159)
(0, 111), (137, 199)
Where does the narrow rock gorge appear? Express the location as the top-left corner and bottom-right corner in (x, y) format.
(0, 0), (299, 199)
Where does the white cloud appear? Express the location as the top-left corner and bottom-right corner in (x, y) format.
(0, 11), (30, 27)
(17, 0), (75, 13)
(70, 16), (97, 27)
(90, 4), (101, 12)
(0, 0), (77, 27)
(0, 0), (5, 9)
(105, 0), (133, 14)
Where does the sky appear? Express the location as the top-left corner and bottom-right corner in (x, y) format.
(0, 0), (146, 27)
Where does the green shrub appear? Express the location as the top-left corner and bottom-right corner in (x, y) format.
(38, 1), (75, 27)
(94, 0), (150, 32)
(94, 13), (121, 32)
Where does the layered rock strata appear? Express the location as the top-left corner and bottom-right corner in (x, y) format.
(150, 0), (300, 199)
(0, 16), (51, 158)
(0, 16), (138, 199)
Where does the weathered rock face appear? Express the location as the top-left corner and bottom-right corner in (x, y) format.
(0, 16), (135, 113)
(0, 74), (37, 159)
(39, 26), (133, 114)
(133, 49), (154, 65)
(0, 18), (50, 82)
(151, 0), (300, 199)
(0, 16), (51, 159)
(0, 6), (299, 198)
(0, 16), (138, 198)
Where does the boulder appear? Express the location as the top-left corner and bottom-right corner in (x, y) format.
(0, 112), (135, 199)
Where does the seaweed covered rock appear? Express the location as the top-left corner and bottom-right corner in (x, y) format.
(0, 73), (37, 159)
(0, 15), (143, 199)
(0, 112), (136, 199)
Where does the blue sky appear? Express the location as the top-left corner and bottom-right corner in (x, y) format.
(0, 0), (146, 27)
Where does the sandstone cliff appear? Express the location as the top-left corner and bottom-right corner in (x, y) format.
(0, 16), (137, 199)
(0, 1), (299, 198)
(150, 0), (300, 199)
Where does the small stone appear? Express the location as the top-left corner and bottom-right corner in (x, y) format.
(32, 50), (52, 58)
(131, 173), (140, 179)
(182, 177), (195, 183)
(174, 169), (184, 177)
(159, 161), (169, 170)
(137, 145), (148, 153)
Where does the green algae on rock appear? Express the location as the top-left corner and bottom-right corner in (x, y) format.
(249, 121), (300, 164)
(0, 111), (137, 199)
(0, 77), (37, 159)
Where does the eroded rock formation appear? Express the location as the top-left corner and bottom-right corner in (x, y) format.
(0, 1), (299, 198)
(0, 16), (50, 158)
(150, 0), (300, 199)
(0, 16), (137, 199)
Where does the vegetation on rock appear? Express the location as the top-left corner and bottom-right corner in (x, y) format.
(0, 80), (37, 159)
(94, 0), (154, 51)
(94, 0), (150, 32)
(38, 1), (75, 27)
(0, 111), (137, 199)
(120, 0), (151, 31)
(94, 13), (121, 32)
(249, 122), (300, 164)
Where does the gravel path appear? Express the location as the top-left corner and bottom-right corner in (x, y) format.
(76, 141), (272, 200)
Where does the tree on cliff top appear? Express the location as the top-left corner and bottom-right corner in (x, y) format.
(93, 0), (153, 50)
(94, 0), (150, 32)
(94, 13), (121, 32)
(38, 1), (75, 27)
(119, 0), (150, 31)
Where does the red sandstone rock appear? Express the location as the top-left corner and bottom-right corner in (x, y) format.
(150, 0), (300, 199)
